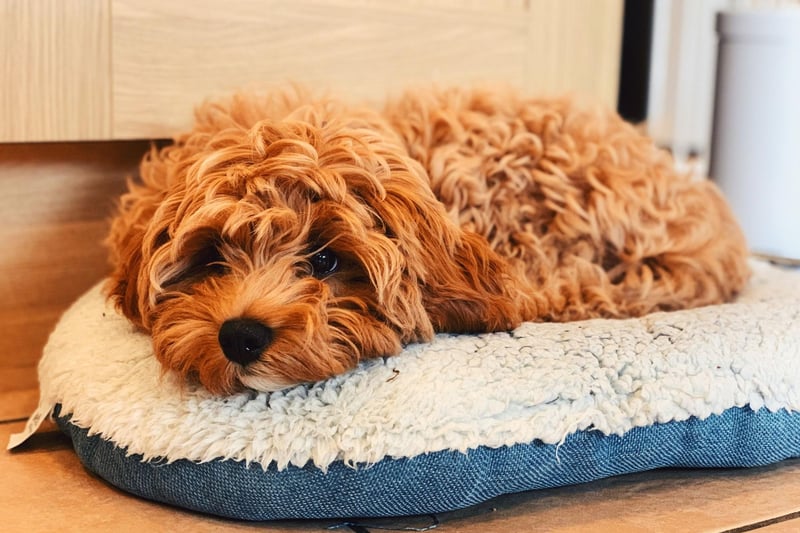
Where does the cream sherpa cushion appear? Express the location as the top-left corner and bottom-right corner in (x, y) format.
(16, 260), (800, 519)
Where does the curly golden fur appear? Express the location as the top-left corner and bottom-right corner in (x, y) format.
(106, 86), (750, 394)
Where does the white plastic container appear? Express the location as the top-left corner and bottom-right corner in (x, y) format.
(710, 9), (800, 262)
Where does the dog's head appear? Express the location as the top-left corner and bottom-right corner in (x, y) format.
(106, 92), (524, 394)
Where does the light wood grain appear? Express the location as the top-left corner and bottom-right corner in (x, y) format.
(526, 0), (623, 106)
(0, 142), (147, 422)
(0, 0), (112, 142)
(111, 0), (622, 139)
(0, 0), (622, 141)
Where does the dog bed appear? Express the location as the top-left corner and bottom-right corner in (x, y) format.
(10, 259), (800, 520)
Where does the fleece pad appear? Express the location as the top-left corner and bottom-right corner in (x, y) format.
(22, 260), (800, 519)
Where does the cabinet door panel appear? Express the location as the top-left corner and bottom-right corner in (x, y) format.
(111, 0), (531, 139)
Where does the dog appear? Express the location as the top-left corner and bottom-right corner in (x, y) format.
(106, 86), (750, 394)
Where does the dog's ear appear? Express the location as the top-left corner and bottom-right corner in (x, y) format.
(106, 146), (172, 330)
(374, 169), (527, 335)
(106, 207), (145, 328)
(419, 230), (526, 333)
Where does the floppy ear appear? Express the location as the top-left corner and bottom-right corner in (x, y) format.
(106, 146), (172, 330)
(418, 229), (526, 333)
(375, 170), (528, 335)
(106, 203), (147, 328)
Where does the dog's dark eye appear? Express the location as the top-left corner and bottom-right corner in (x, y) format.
(163, 244), (228, 289)
(309, 249), (339, 278)
(191, 245), (228, 277)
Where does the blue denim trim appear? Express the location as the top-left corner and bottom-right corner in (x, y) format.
(54, 405), (800, 521)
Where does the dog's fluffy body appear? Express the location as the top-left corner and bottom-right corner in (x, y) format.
(107, 87), (750, 394)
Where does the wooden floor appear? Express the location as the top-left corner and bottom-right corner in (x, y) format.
(5, 417), (800, 532)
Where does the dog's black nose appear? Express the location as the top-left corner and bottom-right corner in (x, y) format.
(218, 318), (273, 366)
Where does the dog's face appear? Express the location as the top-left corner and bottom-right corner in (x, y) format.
(107, 105), (523, 394)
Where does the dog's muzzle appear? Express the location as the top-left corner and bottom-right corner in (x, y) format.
(218, 318), (273, 366)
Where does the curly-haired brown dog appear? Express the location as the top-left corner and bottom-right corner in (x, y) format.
(107, 86), (750, 394)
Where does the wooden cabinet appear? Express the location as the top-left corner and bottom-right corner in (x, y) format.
(1, 0), (623, 142)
